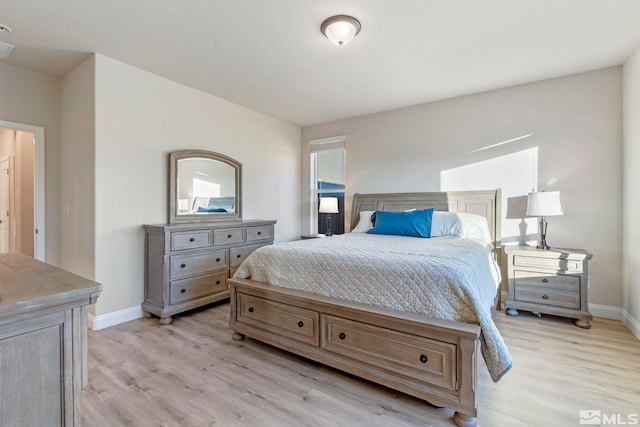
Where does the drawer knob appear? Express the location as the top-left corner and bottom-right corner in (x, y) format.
(420, 354), (428, 363)
(339, 332), (346, 340)
(216, 258), (221, 262)
(180, 263), (186, 268)
(248, 307), (254, 313)
(189, 237), (195, 242)
(542, 278), (549, 283)
(297, 321), (304, 328)
(236, 254), (242, 258)
(542, 294), (549, 299)
(216, 280), (221, 285)
(180, 288), (186, 294)
(227, 234), (232, 238)
(257, 231), (262, 235)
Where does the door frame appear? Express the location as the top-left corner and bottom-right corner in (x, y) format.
(0, 120), (45, 260)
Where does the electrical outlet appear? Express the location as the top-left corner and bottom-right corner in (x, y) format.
(63, 205), (70, 217)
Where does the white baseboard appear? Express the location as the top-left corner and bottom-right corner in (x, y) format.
(88, 305), (144, 331)
(622, 309), (640, 341)
(589, 303), (623, 321)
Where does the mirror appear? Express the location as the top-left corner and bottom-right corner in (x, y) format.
(169, 150), (242, 223)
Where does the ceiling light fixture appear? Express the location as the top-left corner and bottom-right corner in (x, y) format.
(321, 15), (361, 46)
(0, 24), (11, 33)
(0, 42), (14, 59)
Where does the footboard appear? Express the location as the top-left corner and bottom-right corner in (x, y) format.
(228, 278), (481, 427)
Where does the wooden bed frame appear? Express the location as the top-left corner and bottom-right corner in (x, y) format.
(228, 189), (502, 427)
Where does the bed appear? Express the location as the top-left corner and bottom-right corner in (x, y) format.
(228, 190), (510, 427)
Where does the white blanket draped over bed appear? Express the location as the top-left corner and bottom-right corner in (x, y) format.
(234, 233), (512, 382)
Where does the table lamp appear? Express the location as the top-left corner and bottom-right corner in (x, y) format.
(526, 191), (563, 250)
(319, 197), (339, 236)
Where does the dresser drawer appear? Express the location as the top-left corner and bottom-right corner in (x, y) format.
(236, 293), (319, 346)
(213, 228), (245, 246)
(513, 255), (582, 273)
(170, 250), (228, 279)
(230, 244), (264, 267)
(321, 315), (457, 391)
(246, 225), (273, 242)
(170, 271), (228, 304)
(170, 230), (211, 251)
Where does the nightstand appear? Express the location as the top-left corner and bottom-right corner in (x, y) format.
(504, 246), (593, 328)
(301, 234), (326, 239)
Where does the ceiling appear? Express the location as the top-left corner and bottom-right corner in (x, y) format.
(1, 0), (640, 127)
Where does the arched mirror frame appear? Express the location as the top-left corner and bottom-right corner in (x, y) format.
(168, 150), (243, 224)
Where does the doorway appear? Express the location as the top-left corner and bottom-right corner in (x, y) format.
(0, 120), (45, 260)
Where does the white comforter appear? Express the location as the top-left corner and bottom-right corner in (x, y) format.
(234, 233), (512, 382)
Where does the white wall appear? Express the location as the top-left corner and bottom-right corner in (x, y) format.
(91, 54), (301, 317)
(302, 67), (623, 310)
(60, 55), (96, 287)
(623, 45), (640, 337)
(0, 62), (60, 264)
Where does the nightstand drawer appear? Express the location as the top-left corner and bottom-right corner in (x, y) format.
(514, 285), (580, 309)
(513, 270), (580, 292)
(513, 255), (582, 273)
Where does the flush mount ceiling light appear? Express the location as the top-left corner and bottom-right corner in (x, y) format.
(0, 24), (11, 33)
(321, 15), (361, 46)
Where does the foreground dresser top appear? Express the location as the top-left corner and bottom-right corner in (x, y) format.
(0, 253), (102, 318)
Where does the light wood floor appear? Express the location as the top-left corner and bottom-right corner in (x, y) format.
(82, 303), (640, 426)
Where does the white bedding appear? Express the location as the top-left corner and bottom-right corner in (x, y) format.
(234, 233), (512, 382)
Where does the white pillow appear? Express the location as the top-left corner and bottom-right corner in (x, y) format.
(431, 212), (463, 237)
(457, 212), (493, 245)
(431, 211), (493, 245)
(351, 210), (375, 233)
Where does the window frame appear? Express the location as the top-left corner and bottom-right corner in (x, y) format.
(309, 136), (346, 234)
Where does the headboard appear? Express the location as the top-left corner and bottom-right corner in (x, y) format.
(351, 189), (502, 250)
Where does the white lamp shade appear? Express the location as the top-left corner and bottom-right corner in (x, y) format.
(321, 15), (361, 46)
(319, 197), (339, 213)
(526, 191), (563, 217)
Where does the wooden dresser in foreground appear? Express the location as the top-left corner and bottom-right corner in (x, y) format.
(143, 220), (276, 325)
(504, 245), (593, 328)
(0, 253), (102, 427)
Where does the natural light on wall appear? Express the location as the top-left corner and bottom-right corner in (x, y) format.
(440, 147), (539, 245)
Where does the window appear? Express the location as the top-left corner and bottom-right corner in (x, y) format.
(310, 136), (346, 234)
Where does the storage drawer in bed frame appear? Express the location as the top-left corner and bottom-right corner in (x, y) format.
(228, 278), (481, 426)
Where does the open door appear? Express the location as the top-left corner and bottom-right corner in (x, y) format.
(0, 121), (45, 260)
(0, 156), (9, 253)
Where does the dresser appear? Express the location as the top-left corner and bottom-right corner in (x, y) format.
(504, 245), (593, 328)
(143, 220), (276, 325)
(0, 253), (101, 427)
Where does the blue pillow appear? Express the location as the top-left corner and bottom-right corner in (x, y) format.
(368, 209), (434, 238)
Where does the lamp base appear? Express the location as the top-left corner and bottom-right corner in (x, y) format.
(537, 216), (550, 250)
(325, 215), (333, 237)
